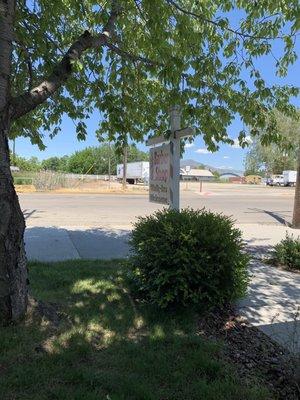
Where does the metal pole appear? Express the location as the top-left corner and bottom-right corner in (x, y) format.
(169, 106), (181, 210)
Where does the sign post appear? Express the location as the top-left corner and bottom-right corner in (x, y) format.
(147, 106), (194, 210)
(185, 166), (191, 190)
(169, 106), (181, 210)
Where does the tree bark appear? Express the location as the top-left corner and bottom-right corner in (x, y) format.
(292, 147), (300, 228)
(0, 0), (28, 324)
(0, 1), (123, 325)
(0, 120), (28, 324)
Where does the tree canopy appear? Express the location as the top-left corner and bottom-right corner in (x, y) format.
(244, 110), (299, 175)
(67, 144), (148, 174)
(12, 144), (148, 174)
(9, 0), (300, 151)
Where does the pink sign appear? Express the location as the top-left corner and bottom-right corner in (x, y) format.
(149, 144), (170, 204)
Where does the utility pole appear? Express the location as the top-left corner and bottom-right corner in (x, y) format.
(122, 141), (127, 190)
(292, 146), (300, 228)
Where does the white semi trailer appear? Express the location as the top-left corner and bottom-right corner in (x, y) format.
(283, 170), (297, 186)
(117, 161), (149, 184)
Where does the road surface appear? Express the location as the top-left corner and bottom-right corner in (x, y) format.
(20, 183), (295, 229)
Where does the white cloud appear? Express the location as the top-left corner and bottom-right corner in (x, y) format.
(195, 148), (211, 154)
(185, 142), (194, 149)
(223, 156), (230, 159)
(232, 136), (252, 149)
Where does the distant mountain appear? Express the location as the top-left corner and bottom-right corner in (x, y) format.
(180, 159), (244, 176)
(180, 159), (204, 168)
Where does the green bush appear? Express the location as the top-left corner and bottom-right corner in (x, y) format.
(13, 177), (33, 185)
(127, 208), (249, 309)
(272, 233), (300, 270)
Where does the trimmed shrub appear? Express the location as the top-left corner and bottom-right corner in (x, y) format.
(127, 208), (249, 309)
(272, 233), (300, 271)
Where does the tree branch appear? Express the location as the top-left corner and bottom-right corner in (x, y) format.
(166, 0), (288, 40)
(10, 31), (107, 120)
(105, 41), (159, 66)
(14, 39), (33, 91)
(10, 0), (167, 122)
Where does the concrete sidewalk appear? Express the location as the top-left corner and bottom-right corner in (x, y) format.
(25, 226), (130, 262)
(25, 223), (300, 354)
(236, 224), (300, 354)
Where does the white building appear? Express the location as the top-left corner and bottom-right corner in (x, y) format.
(180, 168), (214, 181)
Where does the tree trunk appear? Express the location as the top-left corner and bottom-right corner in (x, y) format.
(0, 123), (28, 324)
(0, 0), (28, 324)
(292, 148), (300, 228)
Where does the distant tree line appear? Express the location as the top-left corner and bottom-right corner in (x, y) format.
(12, 144), (148, 174)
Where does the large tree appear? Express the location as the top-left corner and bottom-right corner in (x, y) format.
(67, 144), (148, 174)
(244, 111), (299, 176)
(1, 0), (300, 323)
(244, 110), (300, 228)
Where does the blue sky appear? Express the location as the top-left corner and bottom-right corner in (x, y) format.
(12, 29), (300, 172)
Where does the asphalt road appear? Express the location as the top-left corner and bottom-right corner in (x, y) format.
(19, 183), (295, 228)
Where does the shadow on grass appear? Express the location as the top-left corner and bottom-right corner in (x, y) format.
(0, 260), (268, 400)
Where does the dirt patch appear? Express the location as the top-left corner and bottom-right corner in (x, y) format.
(27, 296), (65, 328)
(15, 184), (36, 193)
(52, 187), (148, 195)
(198, 308), (300, 400)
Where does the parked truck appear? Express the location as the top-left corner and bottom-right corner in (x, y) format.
(266, 174), (284, 186)
(117, 161), (149, 184)
(283, 170), (297, 187)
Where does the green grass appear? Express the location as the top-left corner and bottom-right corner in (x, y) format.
(0, 260), (269, 400)
(13, 177), (34, 185)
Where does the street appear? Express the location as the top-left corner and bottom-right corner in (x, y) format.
(20, 183), (295, 229)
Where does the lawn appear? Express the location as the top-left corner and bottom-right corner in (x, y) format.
(0, 260), (269, 400)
